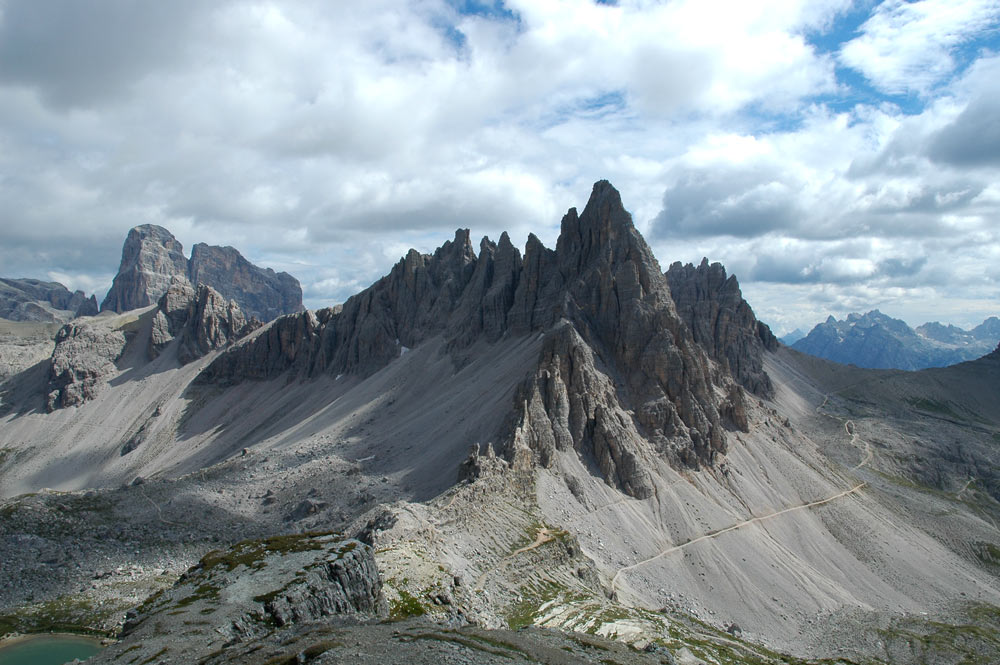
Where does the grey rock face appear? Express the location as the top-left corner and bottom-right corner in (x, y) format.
(0, 278), (97, 322)
(100, 225), (303, 322)
(46, 321), (127, 411)
(101, 225), (189, 313)
(189, 243), (303, 322)
(507, 323), (657, 497)
(200, 181), (751, 494)
(666, 258), (776, 397)
(149, 278), (257, 365)
(44, 279), (256, 411)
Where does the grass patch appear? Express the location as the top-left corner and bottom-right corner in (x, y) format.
(389, 589), (426, 620)
(139, 647), (169, 665)
(172, 583), (220, 609)
(0, 594), (116, 636)
(199, 531), (339, 573)
(505, 580), (568, 630)
(402, 631), (525, 659)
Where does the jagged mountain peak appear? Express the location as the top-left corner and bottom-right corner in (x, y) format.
(200, 181), (767, 495)
(665, 259), (776, 398)
(793, 310), (1000, 370)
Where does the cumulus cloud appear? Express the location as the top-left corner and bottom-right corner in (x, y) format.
(839, 0), (1000, 96)
(653, 163), (805, 238)
(0, 0), (997, 333)
(927, 95), (1000, 166)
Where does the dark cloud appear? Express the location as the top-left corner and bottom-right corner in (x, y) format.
(875, 256), (927, 278)
(0, 0), (213, 108)
(927, 95), (1000, 167)
(651, 165), (802, 239)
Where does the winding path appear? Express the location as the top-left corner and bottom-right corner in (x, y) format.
(610, 482), (866, 591)
(611, 391), (874, 593)
(138, 485), (183, 528)
(475, 527), (556, 591)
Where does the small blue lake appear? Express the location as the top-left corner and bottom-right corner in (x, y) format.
(0, 633), (103, 664)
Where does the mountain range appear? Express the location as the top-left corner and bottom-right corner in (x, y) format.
(1, 182), (998, 665)
(789, 309), (1000, 370)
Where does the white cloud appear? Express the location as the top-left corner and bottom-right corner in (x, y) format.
(0, 0), (996, 333)
(839, 0), (1000, 96)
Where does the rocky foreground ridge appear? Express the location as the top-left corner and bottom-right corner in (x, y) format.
(199, 181), (772, 496)
(101, 224), (303, 322)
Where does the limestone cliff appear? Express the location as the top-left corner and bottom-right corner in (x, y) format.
(46, 280), (256, 410)
(100, 225), (303, 322)
(0, 278), (97, 322)
(98, 533), (384, 665)
(100, 225), (189, 313)
(189, 243), (303, 322)
(149, 278), (258, 365)
(46, 321), (127, 411)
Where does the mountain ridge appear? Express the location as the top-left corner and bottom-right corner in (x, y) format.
(791, 309), (999, 369)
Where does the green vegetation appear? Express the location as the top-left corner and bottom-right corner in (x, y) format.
(173, 582), (220, 608)
(199, 531), (338, 572)
(139, 647), (169, 664)
(389, 589), (426, 620)
(975, 542), (1000, 568)
(0, 594), (118, 637)
(402, 630), (529, 659)
(505, 580), (571, 630)
(876, 606), (1000, 665)
(508, 520), (545, 554)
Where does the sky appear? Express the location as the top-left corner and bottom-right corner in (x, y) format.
(1, 0), (998, 336)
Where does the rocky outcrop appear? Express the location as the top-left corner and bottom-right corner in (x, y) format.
(46, 321), (127, 411)
(506, 323), (657, 497)
(666, 258), (776, 397)
(101, 225), (189, 313)
(100, 225), (304, 322)
(0, 278), (97, 322)
(189, 243), (303, 322)
(200, 182), (750, 495)
(104, 533), (384, 664)
(44, 280), (257, 411)
(149, 278), (258, 364)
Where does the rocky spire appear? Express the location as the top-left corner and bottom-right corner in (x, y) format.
(101, 225), (189, 313)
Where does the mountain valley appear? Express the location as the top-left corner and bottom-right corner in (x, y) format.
(1, 182), (999, 664)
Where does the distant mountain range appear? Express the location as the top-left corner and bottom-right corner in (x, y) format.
(0, 278), (97, 323)
(786, 309), (1000, 370)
